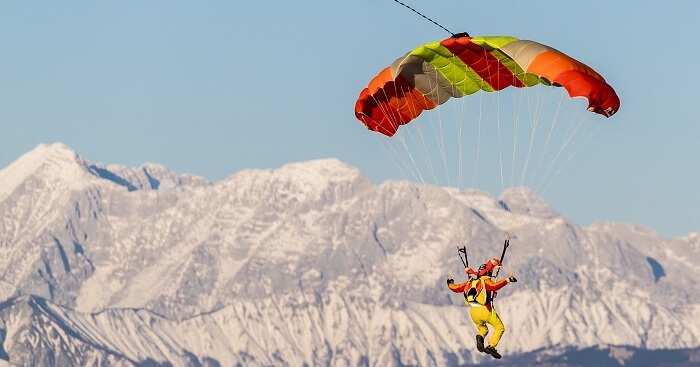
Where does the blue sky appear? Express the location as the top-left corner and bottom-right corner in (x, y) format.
(1, 1), (698, 238)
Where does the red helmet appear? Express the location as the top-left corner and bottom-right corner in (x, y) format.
(478, 258), (502, 276)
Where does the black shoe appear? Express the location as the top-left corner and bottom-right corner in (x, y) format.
(484, 345), (501, 359)
(476, 335), (485, 353)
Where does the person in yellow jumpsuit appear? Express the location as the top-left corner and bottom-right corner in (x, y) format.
(447, 258), (517, 359)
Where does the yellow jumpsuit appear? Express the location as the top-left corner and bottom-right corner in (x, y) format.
(449, 275), (511, 347)
(469, 301), (505, 347)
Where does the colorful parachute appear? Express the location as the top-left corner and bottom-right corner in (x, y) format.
(355, 35), (620, 137)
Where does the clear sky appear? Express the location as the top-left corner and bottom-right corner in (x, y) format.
(1, 1), (698, 238)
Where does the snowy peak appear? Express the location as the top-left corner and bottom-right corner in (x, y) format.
(281, 158), (362, 178)
(0, 142), (210, 201)
(274, 158), (371, 201)
(498, 186), (559, 218)
(223, 158), (372, 208)
(275, 158), (368, 189)
(0, 142), (92, 202)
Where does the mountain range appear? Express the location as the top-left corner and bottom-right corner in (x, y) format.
(0, 142), (698, 366)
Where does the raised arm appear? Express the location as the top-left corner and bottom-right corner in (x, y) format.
(447, 278), (470, 293)
(484, 278), (510, 292)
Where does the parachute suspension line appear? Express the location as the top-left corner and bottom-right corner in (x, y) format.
(456, 95), (465, 190)
(434, 58), (451, 189)
(413, 107), (442, 188)
(534, 113), (593, 195)
(396, 112), (433, 187)
(503, 87), (527, 237)
(523, 88), (566, 213)
(442, 54), (463, 191)
(391, 0), (455, 36)
(387, 83), (447, 211)
(371, 101), (448, 220)
(460, 93), (469, 189)
(542, 122), (602, 192)
(424, 82), (463, 210)
(496, 67), (520, 240)
(397, 132), (428, 184)
(445, 56), (469, 249)
(389, 85), (433, 189)
(511, 85), (551, 232)
(457, 95), (472, 248)
(434, 95), (451, 188)
(518, 87), (537, 186)
(375, 135), (414, 181)
(535, 110), (587, 192)
(378, 131), (423, 184)
(509, 88), (601, 233)
(510, 85), (524, 188)
(435, 54), (461, 192)
(511, 115), (598, 234)
(366, 87), (428, 188)
(529, 89), (565, 186)
(504, 87), (529, 237)
(472, 92), (484, 188)
(538, 120), (599, 197)
(396, 78), (439, 190)
(369, 73), (454, 227)
(497, 86), (505, 194)
(370, 123), (410, 182)
(518, 88), (543, 190)
(506, 84), (550, 236)
(390, 129), (450, 214)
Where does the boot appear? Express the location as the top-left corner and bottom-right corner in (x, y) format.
(484, 345), (501, 359)
(475, 335), (485, 353)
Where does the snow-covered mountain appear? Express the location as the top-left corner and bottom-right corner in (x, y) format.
(0, 142), (698, 366)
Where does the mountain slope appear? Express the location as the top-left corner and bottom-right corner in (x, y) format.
(0, 143), (698, 366)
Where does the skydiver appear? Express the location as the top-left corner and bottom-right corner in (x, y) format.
(447, 258), (517, 359)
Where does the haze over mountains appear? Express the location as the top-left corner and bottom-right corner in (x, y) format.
(0, 143), (698, 366)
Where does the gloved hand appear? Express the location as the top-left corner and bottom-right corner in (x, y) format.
(446, 270), (455, 285)
(508, 275), (517, 283)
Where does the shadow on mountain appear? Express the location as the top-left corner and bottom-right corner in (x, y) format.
(90, 165), (138, 191)
(646, 257), (666, 282)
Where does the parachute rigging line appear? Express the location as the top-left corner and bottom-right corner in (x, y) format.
(392, 0), (455, 36)
(494, 238), (510, 278)
(458, 246), (468, 268)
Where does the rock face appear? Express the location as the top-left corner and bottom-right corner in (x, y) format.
(0, 142), (698, 366)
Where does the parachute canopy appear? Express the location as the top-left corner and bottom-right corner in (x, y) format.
(355, 35), (620, 137)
